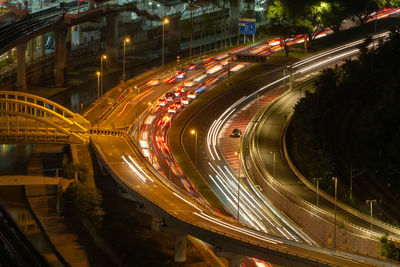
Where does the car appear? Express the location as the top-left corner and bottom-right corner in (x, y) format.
(146, 79), (161, 86)
(175, 70), (185, 79)
(165, 92), (175, 101)
(181, 96), (189, 105)
(187, 91), (198, 99)
(231, 128), (242, 137)
(184, 80), (196, 87)
(186, 64), (198, 70)
(167, 102), (183, 113)
(174, 88), (184, 97)
(164, 77), (176, 84)
(157, 97), (167, 106)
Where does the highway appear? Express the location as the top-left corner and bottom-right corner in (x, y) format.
(91, 133), (380, 266)
(90, 29), (400, 265)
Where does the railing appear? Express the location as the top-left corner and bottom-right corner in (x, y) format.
(240, 78), (400, 243)
(90, 136), (336, 267)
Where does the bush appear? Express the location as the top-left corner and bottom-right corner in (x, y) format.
(380, 235), (400, 261)
(63, 162), (89, 183)
(61, 182), (105, 229)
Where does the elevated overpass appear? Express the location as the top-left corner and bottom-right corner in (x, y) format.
(91, 134), (374, 267)
(87, 31), (400, 265)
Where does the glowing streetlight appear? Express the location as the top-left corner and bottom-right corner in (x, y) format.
(270, 151), (276, 178)
(190, 129), (197, 164)
(96, 71), (100, 99)
(100, 54), (107, 96)
(332, 176), (338, 250)
(123, 37), (130, 82)
(366, 199), (377, 231)
(162, 18), (169, 68)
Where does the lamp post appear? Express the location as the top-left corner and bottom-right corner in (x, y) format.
(366, 199), (377, 231)
(270, 151), (276, 178)
(96, 71), (100, 99)
(313, 178), (325, 208)
(100, 54), (107, 96)
(123, 37), (130, 83)
(332, 177), (338, 250)
(190, 129), (197, 164)
(234, 151), (241, 222)
(162, 18), (169, 68)
(349, 167), (366, 200)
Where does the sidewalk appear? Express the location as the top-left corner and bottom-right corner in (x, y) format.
(25, 144), (113, 267)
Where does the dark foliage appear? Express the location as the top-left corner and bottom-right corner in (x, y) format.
(288, 27), (400, 200)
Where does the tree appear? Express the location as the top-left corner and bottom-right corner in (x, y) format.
(181, 19), (194, 57)
(264, 17), (309, 56)
(346, 0), (387, 25)
(319, 0), (349, 33)
(62, 182), (105, 229)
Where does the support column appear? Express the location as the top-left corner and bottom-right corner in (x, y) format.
(106, 14), (119, 66)
(228, 255), (243, 267)
(54, 29), (68, 88)
(6, 49), (13, 63)
(67, 27), (72, 51)
(16, 43), (27, 91)
(28, 38), (35, 61)
(167, 15), (181, 55)
(214, 249), (243, 267)
(150, 216), (160, 231)
(229, 0), (241, 32)
(41, 35), (46, 57)
(78, 25), (83, 45)
(174, 234), (187, 262)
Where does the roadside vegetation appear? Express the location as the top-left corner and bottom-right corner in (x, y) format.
(287, 28), (400, 243)
(380, 235), (400, 261)
(262, 0), (400, 53)
(60, 157), (105, 229)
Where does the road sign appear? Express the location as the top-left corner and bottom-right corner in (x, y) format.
(239, 18), (256, 35)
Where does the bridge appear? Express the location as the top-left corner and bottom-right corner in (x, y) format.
(0, 90), (90, 143)
(0, 175), (72, 187)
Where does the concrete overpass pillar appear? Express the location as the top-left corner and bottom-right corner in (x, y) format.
(28, 38), (35, 61)
(40, 35), (46, 57)
(174, 234), (187, 262)
(16, 42), (27, 91)
(6, 49), (13, 63)
(106, 14), (119, 66)
(150, 216), (160, 231)
(229, 0), (241, 32)
(168, 15), (181, 55)
(78, 26), (83, 45)
(228, 254), (243, 267)
(54, 29), (68, 87)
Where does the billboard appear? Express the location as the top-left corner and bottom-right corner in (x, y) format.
(239, 18), (256, 35)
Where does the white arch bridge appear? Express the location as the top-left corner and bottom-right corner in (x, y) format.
(0, 91), (91, 143)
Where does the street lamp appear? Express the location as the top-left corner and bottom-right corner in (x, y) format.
(313, 178), (325, 209)
(270, 151), (276, 178)
(234, 151), (241, 222)
(100, 54), (107, 96)
(190, 129), (197, 164)
(162, 18), (169, 68)
(96, 71), (100, 99)
(332, 176), (338, 250)
(366, 199), (377, 231)
(349, 167), (366, 200)
(123, 37), (130, 83)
